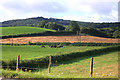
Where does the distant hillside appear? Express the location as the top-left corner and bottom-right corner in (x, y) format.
(1, 26), (55, 36)
(2, 16), (119, 28)
(2, 17), (70, 27)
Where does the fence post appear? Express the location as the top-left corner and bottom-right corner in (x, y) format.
(90, 57), (93, 77)
(7, 62), (9, 70)
(48, 56), (52, 73)
(16, 55), (20, 70)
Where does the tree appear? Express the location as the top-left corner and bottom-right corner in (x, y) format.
(46, 22), (65, 30)
(69, 21), (80, 34)
(38, 20), (47, 28)
(113, 30), (120, 38)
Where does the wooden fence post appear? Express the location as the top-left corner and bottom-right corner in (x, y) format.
(90, 57), (93, 77)
(7, 62), (9, 70)
(48, 56), (52, 73)
(16, 55), (20, 70)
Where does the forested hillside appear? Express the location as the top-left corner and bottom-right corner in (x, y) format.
(2, 16), (119, 28)
(1, 16), (120, 38)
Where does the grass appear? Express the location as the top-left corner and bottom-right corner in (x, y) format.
(45, 51), (118, 78)
(2, 45), (119, 78)
(2, 51), (118, 78)
(1, 26), (55, 36)
(2, 45), (107, 61)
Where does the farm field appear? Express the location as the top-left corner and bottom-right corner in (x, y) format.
(2, 45), (106, 61)
(2, 50), (119, 78)
(1, 26), (55, 36)
(1, 36), (119, 44)
(46, 51), (118, 78)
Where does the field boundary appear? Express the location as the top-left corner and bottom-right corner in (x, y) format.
(1, 42), (120, 46)
(2, 46), (120, 70)
(1, 31), (74, 39)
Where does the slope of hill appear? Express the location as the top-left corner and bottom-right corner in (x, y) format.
(2, 17), (70, 27)
(1, 26), (55, 36)
(2, 16), (119, 28)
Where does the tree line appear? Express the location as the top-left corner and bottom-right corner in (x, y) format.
(2, 16), (120, 38)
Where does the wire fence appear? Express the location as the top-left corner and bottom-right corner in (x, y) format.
(2, 56), (94, 77)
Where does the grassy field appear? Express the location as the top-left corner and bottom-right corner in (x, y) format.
(2, 45), (119, 78)
(45, 51), (118, 78)
(1, 26), (55, 36)
(2, 45), (106, 61)
(2, 51), (118, 78)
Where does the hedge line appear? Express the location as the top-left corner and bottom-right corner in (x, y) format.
(2, 46), (120, 70)
(1, 42), (120, 46)
(1, 31), (74, 39)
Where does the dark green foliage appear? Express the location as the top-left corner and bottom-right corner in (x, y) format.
(1, 42), (120, 46)
(113, 30), (120, 38)
(28, 41), (31, 45)
(46, 22), (65, 30)
(69, 21), (80, 34)
(2, 16), (119, 29)
(2, 17), (70, 27)
(81, 27), (110, 38)
(37, 20), (48, 28)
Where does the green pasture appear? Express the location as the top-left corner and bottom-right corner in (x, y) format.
(43, 51), (118, 78)
(2, 51), (118, 78)
(1, 26), (55, 36)
(2, 45), (106, 61)
(2, 45), (119, 78)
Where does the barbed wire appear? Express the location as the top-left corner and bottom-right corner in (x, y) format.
(2, 66), (90, 72)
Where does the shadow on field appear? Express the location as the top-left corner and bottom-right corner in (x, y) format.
(2, 46), (120, 71)
(1, 31), (75, 39)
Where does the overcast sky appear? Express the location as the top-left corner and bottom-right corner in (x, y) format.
(0, 0), (119, 22)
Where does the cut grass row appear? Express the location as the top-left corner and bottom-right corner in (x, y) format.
(1, 26), (55, 36)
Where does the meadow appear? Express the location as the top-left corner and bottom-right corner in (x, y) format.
(2, 48), (119, 78)
(2, 43), (119, 78)
(2, 45), (107, 61)
(1, 26), (55, 36)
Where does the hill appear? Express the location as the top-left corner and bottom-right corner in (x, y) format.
(1, 17), (120, 38)
(1, 26), (55, 36)
(2, 16), (119, 28)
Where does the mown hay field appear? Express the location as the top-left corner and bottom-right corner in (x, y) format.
(1, 36), (119, 44)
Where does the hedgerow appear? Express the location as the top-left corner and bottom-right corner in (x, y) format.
(2, 46), (120, 70)
(1, 42), (120, 46)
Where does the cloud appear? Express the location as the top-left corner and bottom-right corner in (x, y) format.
(0, 0), (119, 22)
(60, 0), (118, 22)
(119, 1), (120, 21)
(1, 0), (67, 13)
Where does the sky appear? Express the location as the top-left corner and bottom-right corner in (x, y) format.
(0, 0), (119, 22)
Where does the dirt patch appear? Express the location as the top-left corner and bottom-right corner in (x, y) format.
(0, 36), (119, 44)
